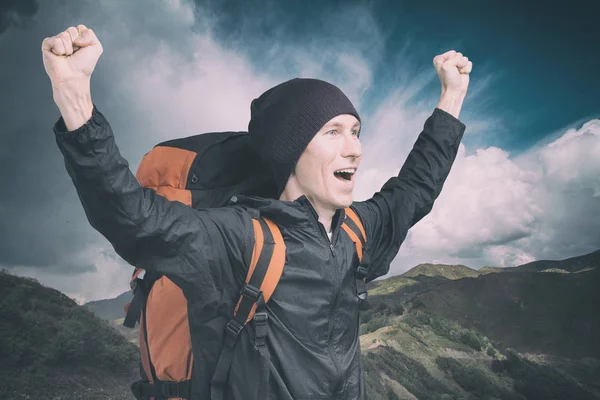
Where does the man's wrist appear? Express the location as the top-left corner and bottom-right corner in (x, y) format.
(437, 90), (466, 119)
(53, 82), (94, 132)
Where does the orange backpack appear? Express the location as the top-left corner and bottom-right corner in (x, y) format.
(123, 131), (368, 400)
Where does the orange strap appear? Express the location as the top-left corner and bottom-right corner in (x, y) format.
(341, 207), (367, 264)
(234, 217), (286, 324)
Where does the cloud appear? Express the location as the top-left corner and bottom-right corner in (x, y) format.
(0, 0), (38, 34)
(385, 115), (600, 273)
(8, 243), (131, 304)
(2, 0), (384, 301)
(3, 0), (597, 302)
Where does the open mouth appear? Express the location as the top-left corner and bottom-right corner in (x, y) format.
(333, 168), (356, 183)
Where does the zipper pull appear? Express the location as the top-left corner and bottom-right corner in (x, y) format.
(330, 243), (335, 256)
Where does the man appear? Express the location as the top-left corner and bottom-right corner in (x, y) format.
(43, 24), (471, 400)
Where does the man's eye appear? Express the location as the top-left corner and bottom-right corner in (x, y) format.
(327, 130), (337, 135)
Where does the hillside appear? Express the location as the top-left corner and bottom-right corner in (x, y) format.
(509, 249), (600, 272)
(84, 290), (132, 321)
(478, 266), (504, 274)
(359, 271), (600, 399)
(0, 270), (139, 400)
(367, 263), (483, 298)
(357, 250), (600, 399)
(403, 263), (481, 280)
(360, 307), (600, 400)
(80, 250), (600, 399)
(412, 266), (600, 359)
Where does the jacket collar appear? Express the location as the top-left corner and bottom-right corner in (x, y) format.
(233, 194), (346, 233)
(294, 195), (346, 235)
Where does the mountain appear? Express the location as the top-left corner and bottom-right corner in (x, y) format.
(81, 250), (600, 399)
(84, 290), (132, 321)
(366, 263), (483, 299)
(403, 263), (481, 280)
(478, 266), (504, 274)
(0, 270), (138, 400)
(412, 266), (600, 359)
(358, 250), (600, 399)
(509, 249), (600, 273)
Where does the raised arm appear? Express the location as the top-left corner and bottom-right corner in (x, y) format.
(43, 25), (254, 292)
(352, 50), (472, 281)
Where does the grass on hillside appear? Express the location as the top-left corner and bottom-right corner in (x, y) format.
(0, 270), (139, 400)
(361, 308), (600, 400)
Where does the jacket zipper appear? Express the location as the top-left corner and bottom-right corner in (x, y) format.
(327, 244), (343, 393)
(312, 212), (344, 391)
(298, 197), (345, 391)
(315, 219), (335, 256)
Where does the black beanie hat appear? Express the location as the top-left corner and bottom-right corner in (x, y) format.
(248, 78), (361, 196)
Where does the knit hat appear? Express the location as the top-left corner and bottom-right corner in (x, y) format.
(248, 78), (361, 196)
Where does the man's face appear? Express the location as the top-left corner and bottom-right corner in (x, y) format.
(291, 114), (362, 210)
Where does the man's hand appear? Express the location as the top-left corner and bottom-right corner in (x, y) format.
(433, 50), (472, 119)
(42, 24), (103, 88)
(434, 50), (471, 94)
(42, 25), (102, 131)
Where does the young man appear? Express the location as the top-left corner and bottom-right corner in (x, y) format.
(43, 25), (471, 400)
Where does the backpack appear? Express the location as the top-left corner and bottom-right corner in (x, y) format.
(122, 130), (370, 400)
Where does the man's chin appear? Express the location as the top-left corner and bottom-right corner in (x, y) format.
(332, 194), (354, 209)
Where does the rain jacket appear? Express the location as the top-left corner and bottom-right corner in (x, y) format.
(53, 105), (465, 400)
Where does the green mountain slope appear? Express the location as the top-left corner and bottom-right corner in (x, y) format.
(84, 291), (132, 321)
(359, 294), (600, 399)
(413, 267), (600, 359)
(0, 270), (139, 400)
(80, 249), (600, 399)
(358, 250), (600, 399)
(367, 263), (483, 299)
(403, 263), (481, 280)
(509, 249), (600, 273)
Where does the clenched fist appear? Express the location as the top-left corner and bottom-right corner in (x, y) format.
(42, 25), (102, 131)
(433, 50), (472, 95)
(42, 24), (103, 88)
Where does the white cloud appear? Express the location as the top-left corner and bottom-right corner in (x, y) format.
(9, 242), (131, 304)
(24, 0), (382, 301)
(383, 115), (600, 273)
(22, 0), (599, 299)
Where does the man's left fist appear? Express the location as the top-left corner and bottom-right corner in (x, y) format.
(433, 50), (472, 94)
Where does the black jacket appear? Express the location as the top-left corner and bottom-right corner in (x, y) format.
(53, 106), (465, 399)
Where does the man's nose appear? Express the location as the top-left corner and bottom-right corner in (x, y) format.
(341, 134), (362, 159)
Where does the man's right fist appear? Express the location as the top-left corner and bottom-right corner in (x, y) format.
(42, 25), (103, 88)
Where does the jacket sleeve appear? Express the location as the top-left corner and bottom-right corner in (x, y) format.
(351, 107), (466, 282)
(53, 105), (254, 293)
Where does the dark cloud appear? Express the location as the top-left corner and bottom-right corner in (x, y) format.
(0, 0), (214, 273)
(0, 3), (92, 269)
(0, 0), (38, 35)
(0, 1), (148, 270)
(2, 0), (599, 303)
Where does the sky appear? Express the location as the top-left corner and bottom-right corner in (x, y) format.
(0, 0), (599, 303)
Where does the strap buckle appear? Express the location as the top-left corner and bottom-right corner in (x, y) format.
(226, 319), (243, 338)
(356, 266), (368, 279)
(254, 311), (269, 346)
(241, 284), (261, 302)
(254, 311), (268, 325)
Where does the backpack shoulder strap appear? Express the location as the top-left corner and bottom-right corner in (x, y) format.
(211, 216), (285, 400)
(233, 216), (286, 324)
(341, 207), (371, 309)
(341, 206), (367, 262)
(123, 268), (146, 328)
